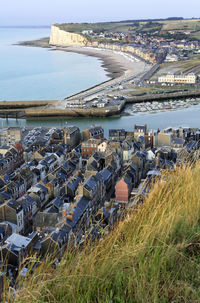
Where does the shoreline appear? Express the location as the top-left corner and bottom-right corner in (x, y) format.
(18, 38), (149, 91)
(53, 46), (128, 80)
(10, 38), (200, 119)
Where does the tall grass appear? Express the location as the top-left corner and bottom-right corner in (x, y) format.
(6, 165), (200, 303)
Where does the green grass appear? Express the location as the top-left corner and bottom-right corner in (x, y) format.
(5, 165), (200, 303)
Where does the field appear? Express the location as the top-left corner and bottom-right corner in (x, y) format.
(6, 164), (200, 303)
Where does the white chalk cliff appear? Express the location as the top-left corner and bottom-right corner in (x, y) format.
(49, 25), (88, 46)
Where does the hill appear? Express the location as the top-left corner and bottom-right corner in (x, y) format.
(7, 164), (200, 303)
(56, 18), (200, 40)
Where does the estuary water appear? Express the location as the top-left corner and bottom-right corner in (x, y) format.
(0, 27), (200, 134)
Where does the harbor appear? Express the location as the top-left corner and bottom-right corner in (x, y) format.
(125, 97), (200, 115)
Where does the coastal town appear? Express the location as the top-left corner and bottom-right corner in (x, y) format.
(1, 0), (200, 298)
(7, 19), (200, 120)
(0, 123), (199, 291)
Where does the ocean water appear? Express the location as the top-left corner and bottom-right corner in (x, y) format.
(0, 27), (109, 101)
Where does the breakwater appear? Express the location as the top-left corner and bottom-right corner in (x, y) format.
(126, 90), (200, 103)
(0, 90), (200, 119)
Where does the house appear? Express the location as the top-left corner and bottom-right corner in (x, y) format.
(107, 141), (123, 156)
(50, 129), (63, 144)
(171, 137), (185, 149)
(40, 229), (68, 259)
(122, 140), (135, 162)
(131, 151), (147, 179)
(13, 175), (26, 198)
(95, 202), (120, 228)
(100, 166), (114, 198)
(0, 222), (12, 243)
(157, 131), (174, 147)
(0, 200), (24, 233)
(33, 163), (47, 181)
(0, 232), (38, 266)
(88, 126), (104, 139)
(115, 175), (133, 206)
(0, 128), (21, 147)
(63, 126), (81, 148)
(6, 146), (23, 171)
(65, 175), (83, 201)
(21, 195), (37, 217)
(6, 181), (19, 200)
(81, 139), (102, 158)
(61, 159), (77, 177)
(65, 196), (91, 245)
(13, 143), (24, 167)
(83, 174), (104, 212)
(28, 184), (49, 209)
(109, 129), (126, 141)
(97, 140), (108, 153)
(40, 154), (59, 173)
(86, 152), (105, 176)
(134, 124), (147, 140)
(33, 212), (58, 232)
(51, 197), (65, 212)
(19, 166), (34, 191)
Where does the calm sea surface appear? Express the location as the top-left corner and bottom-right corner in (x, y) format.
(0, 27), (108, 101)
(0, 27), (200, 134)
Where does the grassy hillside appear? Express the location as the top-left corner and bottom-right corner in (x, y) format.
(57, 19), (200, 40)
(6, 164), (200, 303)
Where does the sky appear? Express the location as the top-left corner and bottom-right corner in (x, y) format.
(0, 0), (200, 26)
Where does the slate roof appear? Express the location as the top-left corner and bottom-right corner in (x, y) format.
(52, 197), (63, 210)
(100, 167), (112, 182)
(6, 233), (32, 249)
(7, 200), (22, 212)
(51, 229), (68, 245)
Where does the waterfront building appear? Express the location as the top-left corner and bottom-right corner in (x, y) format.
(157, 131), (174, 147)
(134, 124), (147, 140)
(0, 128), (21, 147)
(158, 73), (196, 84)
(63, 126), (81, 148)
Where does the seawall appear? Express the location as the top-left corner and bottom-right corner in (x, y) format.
(25, 106), (121, 118)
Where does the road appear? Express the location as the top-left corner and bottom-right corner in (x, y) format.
(56, 65), (156, 110)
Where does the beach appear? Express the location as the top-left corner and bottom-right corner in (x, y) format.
(18, 38), (151, 101)
(53, 46), (150, 80)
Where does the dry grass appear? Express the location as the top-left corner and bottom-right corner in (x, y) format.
(5, 164), (200, 303)
(161, 19), (200, 31)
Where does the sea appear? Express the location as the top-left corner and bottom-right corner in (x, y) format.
(0, 27), (200, 136)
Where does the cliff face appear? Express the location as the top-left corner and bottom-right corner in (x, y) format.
(49, 25), (89, 46)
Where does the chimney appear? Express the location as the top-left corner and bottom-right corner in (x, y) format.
(62, 209), (67, 217)
(67, 215), (73, 221)
(105, 202), (110, 211)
